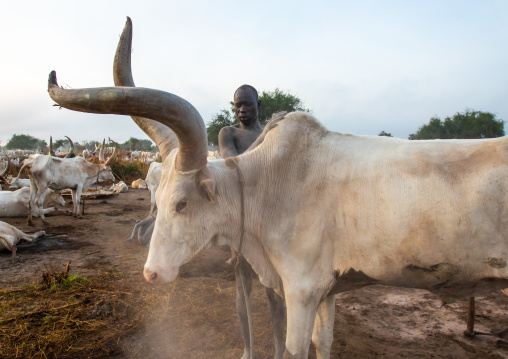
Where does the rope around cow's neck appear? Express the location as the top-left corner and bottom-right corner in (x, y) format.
(230, 158), (254, 358)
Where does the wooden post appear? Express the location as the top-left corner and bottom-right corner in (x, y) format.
(464, 296), (475, 337)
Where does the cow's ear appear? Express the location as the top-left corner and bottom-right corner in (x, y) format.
(196, 166), (216, 203)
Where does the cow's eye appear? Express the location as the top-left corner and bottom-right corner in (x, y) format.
(176, 201), (188, 213)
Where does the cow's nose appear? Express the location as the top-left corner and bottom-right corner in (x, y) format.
(144, 270), (158, 284)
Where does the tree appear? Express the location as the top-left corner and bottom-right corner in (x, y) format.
(5, 134), (44, 150)
(121, 137), (154, 151)
(256, 88), (309, 124)
(206, 109), (234, 147)
(36, 140), (48, 152)
(53, 139), (66, 149)
(124, 137), (140, 151)
(139, 139), (155, 151)
(206, 88), (310, 147)
(409, 110), (504, 140)
(378, 131), (393, 137)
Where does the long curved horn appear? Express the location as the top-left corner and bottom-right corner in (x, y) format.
(48, 72), (208, 172)
(99, 138), (105, 162)
(104, 141), (117, 166)
(48, 136), (55, 156)
(64, 136), (75, 158)
(0, 154), (10, 176)
(113, 17), (180, 162)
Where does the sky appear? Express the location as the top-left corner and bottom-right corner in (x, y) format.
(1, 0), (507, 146)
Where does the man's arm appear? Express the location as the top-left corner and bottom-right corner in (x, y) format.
(218, 127), (239, 158)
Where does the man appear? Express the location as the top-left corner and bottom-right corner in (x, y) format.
(218, 84), (264, 157)
(219, 84), (285, 359)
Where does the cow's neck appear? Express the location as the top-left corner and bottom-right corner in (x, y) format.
(213, 159), (283, 295)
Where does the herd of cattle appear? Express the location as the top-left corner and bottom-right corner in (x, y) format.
(3, 16), (508, 359)
(0, 141), (165, 262)
(0, 144), (219, 262)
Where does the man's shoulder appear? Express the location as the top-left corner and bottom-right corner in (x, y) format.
(219, 124), (240, 135)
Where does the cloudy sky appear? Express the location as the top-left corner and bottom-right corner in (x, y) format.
(1, 0), (507, 146)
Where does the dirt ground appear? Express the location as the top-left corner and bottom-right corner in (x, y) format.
(2, 188), (508, 358)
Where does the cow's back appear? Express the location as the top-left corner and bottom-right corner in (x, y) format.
(246, 112), (508, 300)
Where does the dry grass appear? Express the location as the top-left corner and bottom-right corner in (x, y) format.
(0, 263), (276, 359)
(0, 266), (146, 358)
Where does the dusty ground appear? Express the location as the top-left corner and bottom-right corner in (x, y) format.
(1, 188), (508, 358)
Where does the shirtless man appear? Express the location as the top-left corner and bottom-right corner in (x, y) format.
(219, 84), (285, 359)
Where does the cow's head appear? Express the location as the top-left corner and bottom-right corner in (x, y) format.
(46, 189), (67, 207)
(96, 143), (117, 182)
(142, 148), (218, 282)
(47, 17), (222, 285)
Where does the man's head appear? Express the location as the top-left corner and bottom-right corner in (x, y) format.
(234, 85), (261, 127)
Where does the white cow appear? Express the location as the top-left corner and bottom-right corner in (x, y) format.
(49, 18), (508, 359)
(109, 181), (128, 193)
(8, 177), (31, 189)
(20, 149), (116, 225)
(131, 178), (147, 189)
(0, 187), (66, 218)
(0, 221), (46, 263)
(145, 162), (161, 215)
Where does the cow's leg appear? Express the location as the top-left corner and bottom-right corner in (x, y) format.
(41, 207), (56, 216)
(0, 237), (16, 263)
(36, 188), (50, 224)
(283, 289), (319, 359)
(311, 294), (336, 359)
(70, 189), (77, 216)
(235, 255), (254, 359)
(139, 219), (155, 247)
(75, 185), (84, 218)
(27, 176), (37, 226)
(265, 287), (286, 359)
(149, 190), (156, 215)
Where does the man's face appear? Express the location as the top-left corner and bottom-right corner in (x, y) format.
(234, 88), (260, 126)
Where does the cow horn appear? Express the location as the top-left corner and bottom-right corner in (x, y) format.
(0, 154), (10, 177)
(99, 138), (105, 163)
(48, 136), (55, 156)
(113, 17), (179, 162)
(64, 136), (75, 158)
(104, 141), (117, 166)
(48, 71), (208, 172)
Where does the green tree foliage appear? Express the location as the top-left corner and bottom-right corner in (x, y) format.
(5, 134), (45, 150)
(207, 110), (234, 147)
(255, 88), (309, 124)
(206, 88), (310, 147)
(53, 139), (68, 149)
(36, 140), (48, 152)
(378, 131), (393, 137)
(409, 110), (504, 140)
(121, 137), (154, 151)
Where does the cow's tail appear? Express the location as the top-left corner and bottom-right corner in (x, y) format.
(15, 159), (33, 181)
